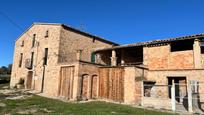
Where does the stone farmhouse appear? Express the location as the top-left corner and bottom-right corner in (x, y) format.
(10, 23), (204, 113)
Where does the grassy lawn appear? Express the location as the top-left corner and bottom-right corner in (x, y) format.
(0, 83), (176, 115)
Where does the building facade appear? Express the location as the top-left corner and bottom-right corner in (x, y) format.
(10, 23), (204, 113)
(95, 34), (204, 112)
(10, 23), (118, 99)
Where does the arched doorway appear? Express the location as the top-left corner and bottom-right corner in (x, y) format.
(81, 74), (89, 99)
(90, 75), (98, 98)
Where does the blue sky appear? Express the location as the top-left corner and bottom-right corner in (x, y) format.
(1, 0), (204, 66)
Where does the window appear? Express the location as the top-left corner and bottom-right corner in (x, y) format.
(30, 52), (34, 69)
(92, 38), (96, 43)
(21, 41), (24, 47)
(201, 47), (204, 54)
(43, 48), (48, 65)
(91, 52), (96, 63)
(200, 41), (204, 54)
(32, 34), (36, 47)
(45, 30), (49, 38)
(19, 53), (23, 67)
(143, 81), (156, 97)
(170, 40), (194, 52)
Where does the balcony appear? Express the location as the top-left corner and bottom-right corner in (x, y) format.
(95, 46), (144, 66)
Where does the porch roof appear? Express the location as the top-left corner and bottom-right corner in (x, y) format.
(95, 34), (204, 52)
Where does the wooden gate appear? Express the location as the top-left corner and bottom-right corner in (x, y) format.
(58, 66), (75, 99)
(99, 67), (124, 102)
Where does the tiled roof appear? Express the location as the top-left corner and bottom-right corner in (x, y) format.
(95, 34), (204, 52)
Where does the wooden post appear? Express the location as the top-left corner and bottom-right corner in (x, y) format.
(188, 81), (193, 113)
(171, 80), (176, 111)
(193, 39), (202, 68)
(111, 50), (117, 66)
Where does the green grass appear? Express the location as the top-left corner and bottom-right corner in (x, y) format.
(0, 96), (176, 115)
(0, 83), (177, 115)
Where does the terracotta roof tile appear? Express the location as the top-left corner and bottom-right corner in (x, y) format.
(95, 34), (204, 52)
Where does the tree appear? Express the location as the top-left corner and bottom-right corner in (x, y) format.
(0, 64), (12, 75)
(7, 64), (12, 74)
(0, 66), (8, 74)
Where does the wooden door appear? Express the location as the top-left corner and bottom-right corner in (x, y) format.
(58, 66), (75, 99)
(26, 71), (33, 89)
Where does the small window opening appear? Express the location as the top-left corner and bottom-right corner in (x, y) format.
(45, 30), (49, 38)
(32, 34), (36, 47)
(93, 38), (96, 43)
(170, 40), (193, 52)
(21, 41), (24, 47)
(43, 48), (48, 65)
(91, 52), (96, 63)
(19, 53), (23, 67)
(143, 81), (156, 97)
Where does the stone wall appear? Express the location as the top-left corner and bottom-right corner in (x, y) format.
(57, 62), (100, 100)
(146, 70), (204, 100)
(78, 62), (100, 99)
(123, 66), (147, 105)
(142, 69), (204, 110)
(169, 51), (194, 69)
(143, 44), (195, 70)
(10, 24), (61, 97)
(202, 54), (204, 68)
(143, 97), (172, 110)
(58, 27), (114, 63)
(10, 23), (116, 98)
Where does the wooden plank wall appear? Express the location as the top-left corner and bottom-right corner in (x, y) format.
(99, 67), (124, 102)
(58, 66), (75, 99)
